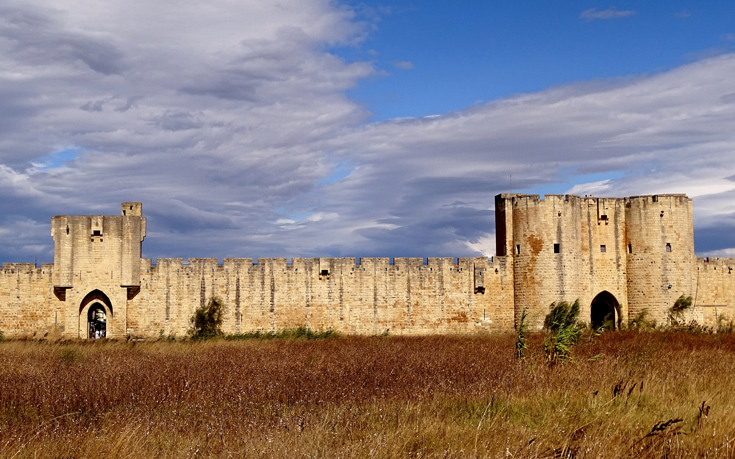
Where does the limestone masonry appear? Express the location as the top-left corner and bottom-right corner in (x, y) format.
(1, 195), (734, 339)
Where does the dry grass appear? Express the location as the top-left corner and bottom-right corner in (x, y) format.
(1, 331), (734, 458)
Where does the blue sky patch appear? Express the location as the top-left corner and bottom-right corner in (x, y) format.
(318, 161), (354, 185)
(33, 147), (81, 170)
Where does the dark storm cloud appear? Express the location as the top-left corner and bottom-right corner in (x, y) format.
(180, 75), (260, 102)
(150, 111), (204, 132)
(0, 4), (125, 75)
(695, 223), (735, 253)
(353, 204), (494, 257)
(145, 200), (239, 233)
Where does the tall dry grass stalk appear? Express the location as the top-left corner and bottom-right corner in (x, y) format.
(1, 332), (734, 458)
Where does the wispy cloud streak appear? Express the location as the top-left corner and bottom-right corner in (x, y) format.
(580, 7), (637, 21)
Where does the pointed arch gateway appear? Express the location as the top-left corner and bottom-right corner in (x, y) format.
(590, 291), (619, 330)
(79, 290), (113, 339)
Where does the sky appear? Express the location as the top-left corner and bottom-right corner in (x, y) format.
(1, 0), (735, 264)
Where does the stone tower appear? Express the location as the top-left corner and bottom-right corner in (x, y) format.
(51, 202), (146, 337)
(495, 193), (694, 329)
(624, 195), (695, 324)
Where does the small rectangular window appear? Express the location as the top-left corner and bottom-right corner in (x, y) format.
(320, 269), (329, 276)
(627, 244), (632, 254)
(554, 243), (560, 254)
(93, 230), (101, 237)
(515, 244), (520, 255)
(666, 243), (672, 252)
(600, 245), (606, 253)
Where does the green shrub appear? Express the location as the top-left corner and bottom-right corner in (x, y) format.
(668, 295), (693, 327)
(601, 312), (616, 331)
(628, 309), (656, 330)
(717, 315), (734, 334)
(543, 300), (583, 364)
(189, 297), (226, 339)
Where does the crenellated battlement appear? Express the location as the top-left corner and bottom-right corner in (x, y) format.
(142, 256), (508, 272)
(1, 263), (52, 275)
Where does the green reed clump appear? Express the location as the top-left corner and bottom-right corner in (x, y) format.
(515, 309), (529, 359)
(543, 300), (584, 363)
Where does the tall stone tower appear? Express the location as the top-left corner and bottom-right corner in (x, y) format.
(51, 203), (146, 337)
(624, 195), (694, 324)
(495, 193), (694, 329)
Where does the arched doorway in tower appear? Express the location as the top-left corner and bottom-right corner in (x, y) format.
(88, 303), (107, 339)
(591, 291), (619, 330)
(79, 290), (113, 339)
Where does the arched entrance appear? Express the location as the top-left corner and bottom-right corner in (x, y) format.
(88, 303), (107, 339)
(591, 291), (619, 330)
(79, 290), (113, 339)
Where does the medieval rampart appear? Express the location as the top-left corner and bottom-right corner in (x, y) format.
(0, 263), (55, 335)
(1, 195), (734, 339)
(125, 256), (514, 337)
(690, 257), (735, 325)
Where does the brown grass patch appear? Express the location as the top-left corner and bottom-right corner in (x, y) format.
(1, 332), (734, 457)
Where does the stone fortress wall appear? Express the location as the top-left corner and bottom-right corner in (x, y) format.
(0, 195), (733, 338)
(125, 256), (514, 338)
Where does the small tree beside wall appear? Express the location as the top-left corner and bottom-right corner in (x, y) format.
(189, 297), (226, 339)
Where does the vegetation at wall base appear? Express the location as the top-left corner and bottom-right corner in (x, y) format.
(717, 314), (735, 334)
(543, 300), (584, 364)
(629, 309), (656, 330)
(668, 295), (693, 327)
(188, 296), (225, 339)
(515, 308), (528, 359)
(225, 327), (338, 340)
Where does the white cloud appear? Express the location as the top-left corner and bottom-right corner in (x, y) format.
(307, 212), (339, 223)
(393, 60), (414, 70)
(566, 180), (614, 197)
(580, 7), (637, 21)
(465, 235), (495, 258)
(702, 248), (735, 258)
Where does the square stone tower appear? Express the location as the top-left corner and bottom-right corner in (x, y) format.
(51, 203), (146, 337)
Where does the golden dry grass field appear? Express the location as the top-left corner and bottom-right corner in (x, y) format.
(1, 332), (734, 458)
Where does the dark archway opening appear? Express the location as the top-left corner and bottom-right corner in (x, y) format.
(88, 303), (107, 339)
(591, 291), (619, 330)
(80, 290), (113, 339)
